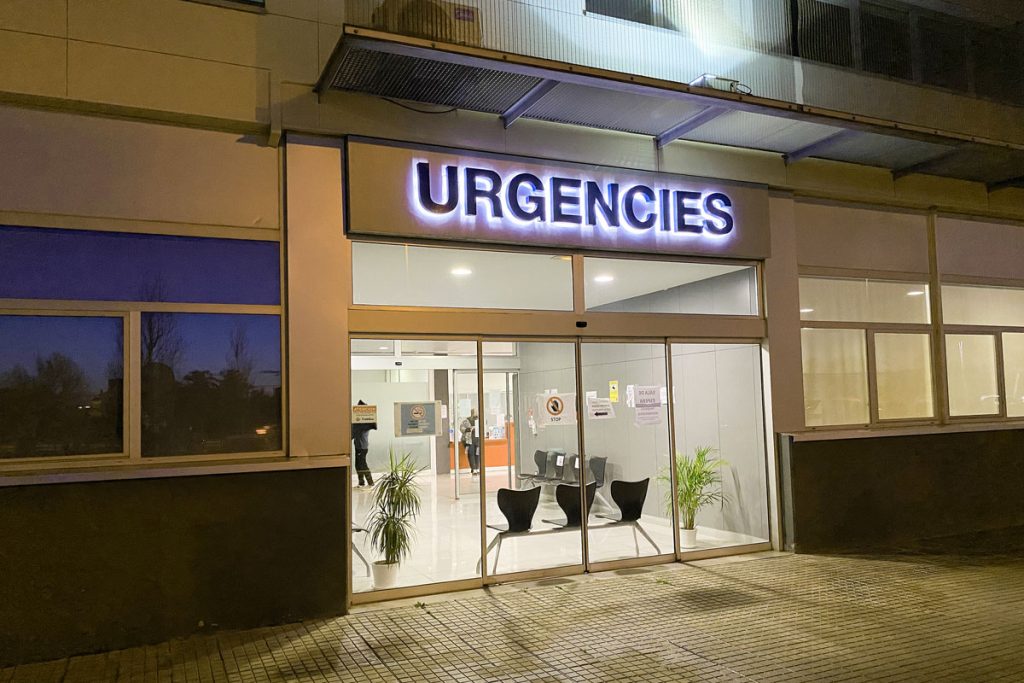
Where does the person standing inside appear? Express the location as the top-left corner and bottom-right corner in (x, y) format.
(352, 400), (376, 487)
(459, 408), (481, 475)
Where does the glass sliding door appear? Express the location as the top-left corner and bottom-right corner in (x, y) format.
(670, 343), (769, 551)
(482, 341), (583, 576)
(580, 342), (676, 564)
(350, 338), (482, 594)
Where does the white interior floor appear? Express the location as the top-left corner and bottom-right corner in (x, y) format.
(352, 467), (766, 594)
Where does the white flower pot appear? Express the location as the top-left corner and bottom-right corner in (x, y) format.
(681, 528), (698, 549)
(372, 561), (399, 589)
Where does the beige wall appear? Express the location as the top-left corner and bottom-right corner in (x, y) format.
(285, 140), (350, 457)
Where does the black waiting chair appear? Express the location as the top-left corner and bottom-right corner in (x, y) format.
(534, 452), (566, 484)
(518, 450), (549, 486)
(596, 478), (661, 555)
(352, 524), (371, 576)
(477, 486), (541, 573)
(543, 481), (597, 528)
(586, 456), (610, 509)
(561, 454), (581, 483)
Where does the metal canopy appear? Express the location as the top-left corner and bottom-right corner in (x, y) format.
(318, 27), (1024, 191)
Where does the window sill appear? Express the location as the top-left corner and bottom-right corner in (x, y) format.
(786, 420), (1024, 442)
(0, 454), (349, 487)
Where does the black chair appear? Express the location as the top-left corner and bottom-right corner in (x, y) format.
(543, 481), (597, 528)
(477, 486), (541, 573)
(534, 452), (566, 483)
(518, 450), (548, 485)
(561, 454), (580, 483)
(596, 478), (661, 555)
(352, 524), (371, 576)
(587, 456), (607, 487)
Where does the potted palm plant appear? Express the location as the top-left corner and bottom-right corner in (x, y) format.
(660, 445), (727, 549)
(366, 448), (423, 589)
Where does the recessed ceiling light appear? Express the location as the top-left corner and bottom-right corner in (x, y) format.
(907, 290), (925, 297)
(378, 346), (389, 350)
(450, 267), (473, 277)
(593, 274), (615, 283)
(800, 308), (814, 314)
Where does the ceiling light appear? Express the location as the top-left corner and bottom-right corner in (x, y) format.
(906, 290), (925, 297)
(450, 267), (473, 277)
(593, 274), (615, 283)
(800, 308), (814, 314)
(378, 346), (389, 350)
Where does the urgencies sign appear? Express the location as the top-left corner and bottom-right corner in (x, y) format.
(413, 161), (735, 236)
(345, 140), (770, 259)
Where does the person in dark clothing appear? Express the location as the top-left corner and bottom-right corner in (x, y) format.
(352, 400), (376, 487)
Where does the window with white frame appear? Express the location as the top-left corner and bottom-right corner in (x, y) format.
(799, 276), (935, 427)
(942, 284), (1024, 420)
(0, 225), (282, 463)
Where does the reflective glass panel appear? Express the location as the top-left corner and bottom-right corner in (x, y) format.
(801, 328), (869, 426)
(942, 285), (1024, 327)
(945, 334), (1000, 417)
(485, 341), (583, 575)
(875, 333), (934, 420)
(1003, 334), (1024, 418)
(0, 315), (123, 458)
(0, 226), (280, 305)
(584, 257), (758, 315)
(351, 339), (482, 593)
(799, 278), (929, 323)
(141, 313), (282, 456)
(352, 242), (573, 310)
(581, 342), (674, 562)
(671, 343), (769, 550)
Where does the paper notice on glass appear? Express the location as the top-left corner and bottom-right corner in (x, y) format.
(609, 380), (619, 403)
(636, 385), (661, 408)
(352, 404), (378, 424)
(660, 386), (668, 405)
(634, 406), (662, 426)
(585, 390), (597, 402)
(586, 396), (615, 420)
(626, 384), (635, 408)
(536, 392), (577, 426)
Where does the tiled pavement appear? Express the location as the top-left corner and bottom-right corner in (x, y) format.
(4, 548), (1024, 682)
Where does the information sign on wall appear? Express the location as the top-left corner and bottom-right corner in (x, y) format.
(346, 139), (770, 259)
(395, 401), (443, 437)
(536, 392), (577, 426)
(352, 404), (377, 425)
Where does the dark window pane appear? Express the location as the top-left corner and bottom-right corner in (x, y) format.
(973, 27), (1023, 105)
(920, 18), (968, 92)
(797, 0), (853, 67)
(586, 0), (670, 29)
(141, 313), (282, 457)
(0, 316), (123, 458)
(861, 3), (912, 79)
(0, 226), (280, 305)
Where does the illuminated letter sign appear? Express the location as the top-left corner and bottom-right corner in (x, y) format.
(413, 161), (736, 238)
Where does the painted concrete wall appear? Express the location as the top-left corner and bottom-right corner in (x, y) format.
(0, 468), (348, 668)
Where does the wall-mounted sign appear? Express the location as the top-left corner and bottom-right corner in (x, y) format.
(609, 380), (619, 403)
(346, 139), (770, 259)
(395, 401), (443, 437)
(352, 404), (377, 425)
(587, 397), (615, 420)
(536, 392), (577, 426)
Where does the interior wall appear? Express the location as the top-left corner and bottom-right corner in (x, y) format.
(672, 344), (769, 538)
(591, 269), (757, 315)
(351, 369), (434, 472)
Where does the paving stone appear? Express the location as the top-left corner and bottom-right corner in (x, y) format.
(4, 552), (1024, 681)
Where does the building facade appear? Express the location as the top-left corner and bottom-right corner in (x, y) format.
(1, 0), (1023, 666)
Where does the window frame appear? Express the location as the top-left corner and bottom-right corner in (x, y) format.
(0, 227), (285, 472)
(799, 274), (938, 429)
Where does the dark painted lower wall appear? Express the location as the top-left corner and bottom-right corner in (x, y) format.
(0, 467), (348, 667)
(781, 429), (1024, 553)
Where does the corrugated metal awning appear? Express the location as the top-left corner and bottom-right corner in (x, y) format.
(318, 26), (1024, 192)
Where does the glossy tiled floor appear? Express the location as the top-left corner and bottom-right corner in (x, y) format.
(6, 547), (1024, 682)
(351, 469), (766, 593)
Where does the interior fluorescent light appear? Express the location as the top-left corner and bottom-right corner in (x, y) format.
(593, 274), (615, 283)
(450, 267), (473, 277)
(906, 290), (925, 297)
(800, 308), (814, 313)
(378, 346), (389, 350)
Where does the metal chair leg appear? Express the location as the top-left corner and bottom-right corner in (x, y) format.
(491, 535), (504, 574)
(477, 534), (501, 574)
(632, 525), (640, 556)
(352, 541), (371, 576)
(634, 522), (661, 554)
